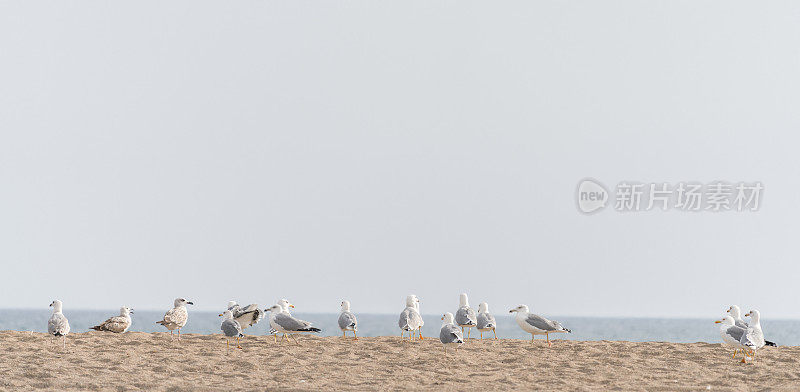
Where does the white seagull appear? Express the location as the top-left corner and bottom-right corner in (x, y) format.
(476, 302), (497, 339)
(156, 298), (193, 340)
(91, 307), (133, 333)
(715, 316), (747, 358)
(226, 300), (265, 330)
(265, 304), (321, 344)
(510, 304), (571, 347)
(219, 310), (244, 350)
(338, 300), (358, 340)
(398, 294), (424, 340)
(48, 300), (70, 349)
(740, 309), (766, 362)
(439, 312), (464, 354)
(455, 293), (477, 339)
(267, 299), (295, 341)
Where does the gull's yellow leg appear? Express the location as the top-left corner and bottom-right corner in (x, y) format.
(353, 331), (358, 340)
(480, 331), (483, 340)
(237, 337), (242, 349)
(493, 328), (497, 339)
(418, 328), (424, 340)
(343, 331), (346, 339)
(291, 334), (299, 345)
(467, 328), (471, 340)
(547, 332), (551, 347)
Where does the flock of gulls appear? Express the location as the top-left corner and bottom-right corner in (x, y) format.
(46, 293), (573, 353)
(48, 297), (776, 361)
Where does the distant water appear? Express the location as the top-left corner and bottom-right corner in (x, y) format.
(3, 309), (799, 345)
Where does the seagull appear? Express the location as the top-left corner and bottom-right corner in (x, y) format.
(510, 304), (571, 347)
(226, 301), (264, 330)
(219, 310), (244, 350)
(48, 300), (70, 349)
(455, 293), (477, 339)
(740, 309), (766, 362)
(264, 304), (321, 344)
(398, 295), (424, 340)
(715, 316), (747, 358)
(338, 300), (358, 340)
(156, 298), (193, 340)
(267, 299), (295, 341)
(727, 305), (776, 346)
(476, 302), (497, 339)
(91, 307), (133, 333)
(439, 312), (464, 354)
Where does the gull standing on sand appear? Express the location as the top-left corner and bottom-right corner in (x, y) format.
(227, 301), (265, 330)
(91, 307), (133, 333)
(156, 298), (193, 340)
(727, 305), (776, 346)
(715, 316), (747, 358)
(740, 310), (766, 362)
(510, 305), (571, 347)
(477, 302), (497, 339)
(398, 295), (424, 340)
(265, 304), (321, 344)
(48, 300), (70, 349)
(439, 312), (464, 354)
(455, 293), (477, 339)
(219, 310), (244, 350)
(267, 299), (295, 341)
(338, 300), (358, 340)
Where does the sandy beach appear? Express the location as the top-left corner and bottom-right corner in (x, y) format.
(1, 331), (799, 391)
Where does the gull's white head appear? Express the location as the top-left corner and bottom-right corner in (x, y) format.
(120, 307), (133, 317)
(715, 316), (735, 326)
(478, 302), (489, 313)
(49, 300), (63, 313)
(744, 309), (761, 324)
(727, 305), (742, 319)
(174, 298), (194, 307)
(509, 304), (529, 314)
(405, 295), (419, 308)
(227, 301), (238, 309)
(459, 293), (469, 307)
(277, 299), (295, 311)
(219, 310), (234, 320)
(441, 312), (455, 325)
(340, 300), (351, 312)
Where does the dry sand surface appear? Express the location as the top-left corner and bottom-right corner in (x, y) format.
(1, 331), (800, 391)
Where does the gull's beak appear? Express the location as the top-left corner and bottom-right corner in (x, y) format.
(130, 309), (134, 314)
(265, 308), (272, 312)
(441, 316), (444, 320)
(218, 313), (223, 317)
(714, 320), (722, 324)
(509, 309), (516, 313)
(745, 311), (751, 317)
(187, 301), (194, 305)
(290, 304), (295, 308)
(49, 303), (53, 307)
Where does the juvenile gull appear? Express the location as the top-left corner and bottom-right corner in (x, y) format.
(455, 293), (477, 339)
(727, 305), (776, 346)
(439, 312), (464, 354)
(476, 302), (497, 339)
(48, 300), (70, 349)
(510, 304), (571, 347)
(91, 307), (133, 333)
(740, 309), (766, 362)
(265, 304), (321, 344)
(715, 316), (747, 358)
(156, 298), (193, 340)
(338, 300), (358, 340)
(219, 310), (244, 350)
(398, 295), (424, 340)
(227, 301), (264, 330)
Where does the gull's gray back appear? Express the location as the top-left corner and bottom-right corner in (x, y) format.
(399, 307), (422, 331)
(338, 311), (357, 330)
(440, 324), (464, 344)
(525, 313), (562, 332)
(455, 307), (477, 326)
(274, 312), (311, 331)
(221, 319), (243, 337)
(477, 312), (496, 329)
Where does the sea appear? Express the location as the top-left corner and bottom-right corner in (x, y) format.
(2, 309), (798, 345)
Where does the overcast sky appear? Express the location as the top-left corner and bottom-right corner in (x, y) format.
(1, 1), (798, 318)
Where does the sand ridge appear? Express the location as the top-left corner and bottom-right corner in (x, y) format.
(1, 331), (799, 391)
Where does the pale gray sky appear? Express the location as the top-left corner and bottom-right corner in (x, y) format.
(1, 1), (798, 318)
